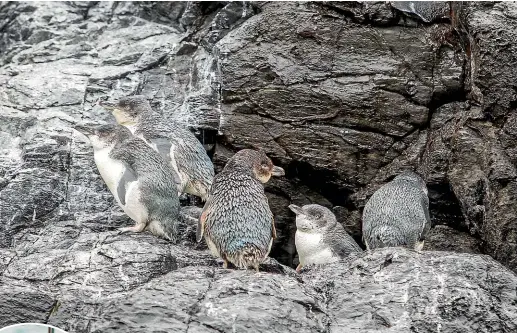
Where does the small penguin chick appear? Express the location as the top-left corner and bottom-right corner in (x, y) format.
(99, 95), (214, 201)
(289, 204), (361, 273)
(74, 123), (183, 242)
(362, 170), (431, 251)
(197, 149), (285, 272)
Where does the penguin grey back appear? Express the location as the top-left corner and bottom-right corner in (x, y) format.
(100, 95), (214, 200)
(362, 170), (430, 250)
(138, 113), (214, 198)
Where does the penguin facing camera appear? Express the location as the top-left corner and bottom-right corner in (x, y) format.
(289, 204), (361, 272)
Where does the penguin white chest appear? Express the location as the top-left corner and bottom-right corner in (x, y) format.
(94, 148), (126, 201)
(93, 148), (147, 223)
(295, 231), (337, 266)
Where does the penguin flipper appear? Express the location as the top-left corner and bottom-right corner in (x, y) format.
(116, 165), (138, 206)
(271, 217), (277, 239)
(148, 137), (182, 188)
(325, 225), (361, 258)
(419, 195), (432, 242)
(197, 209), (208, 242)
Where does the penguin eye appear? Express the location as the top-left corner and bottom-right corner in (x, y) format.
(261, 163), (269, 169)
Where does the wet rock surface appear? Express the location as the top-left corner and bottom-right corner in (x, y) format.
(2, 1), (517, 331)
(2, 245), (517, 333)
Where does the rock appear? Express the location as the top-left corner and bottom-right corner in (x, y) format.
(3, 244), (517, 332)
(304, 248), (517, 333)
(425, 225), (482, 253)
(0, 2), (517, 333)
(445, 1), (517, 273)
(214, 1), (467, 261)
(0, 281), (56, 326)
(2, 2), (517, 328)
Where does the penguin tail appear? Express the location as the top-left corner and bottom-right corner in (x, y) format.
(228, 245), (265, 270)
(368, 225), (406, 249)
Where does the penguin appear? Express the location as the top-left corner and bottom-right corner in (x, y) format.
(196, 149), (285, 271)
(288, 204), (362, 273)
(99, 96), (214, 201)
(362, 170), (431, 251)
(74, 124), (183, 242)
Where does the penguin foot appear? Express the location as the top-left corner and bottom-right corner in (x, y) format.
(295, 263), (303, 273)
(414, 240), (425, 252)
(222, 259), (229, 269)
(118, 224), (146, 234)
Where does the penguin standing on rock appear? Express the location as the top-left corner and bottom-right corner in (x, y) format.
(74, 124), (183, 242)
(362, 170), (431, 251)
(289, 204), (361, 272)
(197, 149), (285, 271)
(99, 96), (214, 201)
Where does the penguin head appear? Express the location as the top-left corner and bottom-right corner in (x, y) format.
(74, 124), (131, 150)
(393, 170), (428, 195)
(225, 149), (285, 183)
(99, 95), (152, 126)
(288, 204), (336, 233)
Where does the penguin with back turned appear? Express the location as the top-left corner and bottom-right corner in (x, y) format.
(362, 170), (431, 251)
(197, 149), (285, 271)
(74, 124), (183, 242)
(289, 203), (361, 272)
(99, 96), (214, 201)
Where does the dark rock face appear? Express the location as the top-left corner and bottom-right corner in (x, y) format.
(2, 1), (517, 331)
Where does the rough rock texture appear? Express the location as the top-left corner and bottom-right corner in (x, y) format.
(2, 245), (517, 332)
(2, 1), (517, 330)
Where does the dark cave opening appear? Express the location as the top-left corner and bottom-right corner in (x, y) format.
(427, 182), (468, 232)
(286, 159), (355, 210)
(193, 127), (218, 159)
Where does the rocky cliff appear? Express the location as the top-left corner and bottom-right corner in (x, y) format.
(1, 1), (517, 332)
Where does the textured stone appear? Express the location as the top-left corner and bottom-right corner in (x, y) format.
(3, 245), (517, 333)
(2, 1), (517, 330)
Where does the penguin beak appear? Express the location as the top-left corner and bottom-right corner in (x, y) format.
(73, 125), (94, 136)
(271, 165), (285, 177)
(288, 204), (304, 216)
(98, 100), (118, 111)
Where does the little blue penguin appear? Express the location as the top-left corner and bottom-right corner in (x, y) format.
(362, 170), (431, 251)
(196, 149), (285, 271)
(74, 124), (183, 242)
(288, 204), (362, 272)
(99, 96), (214, 201)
